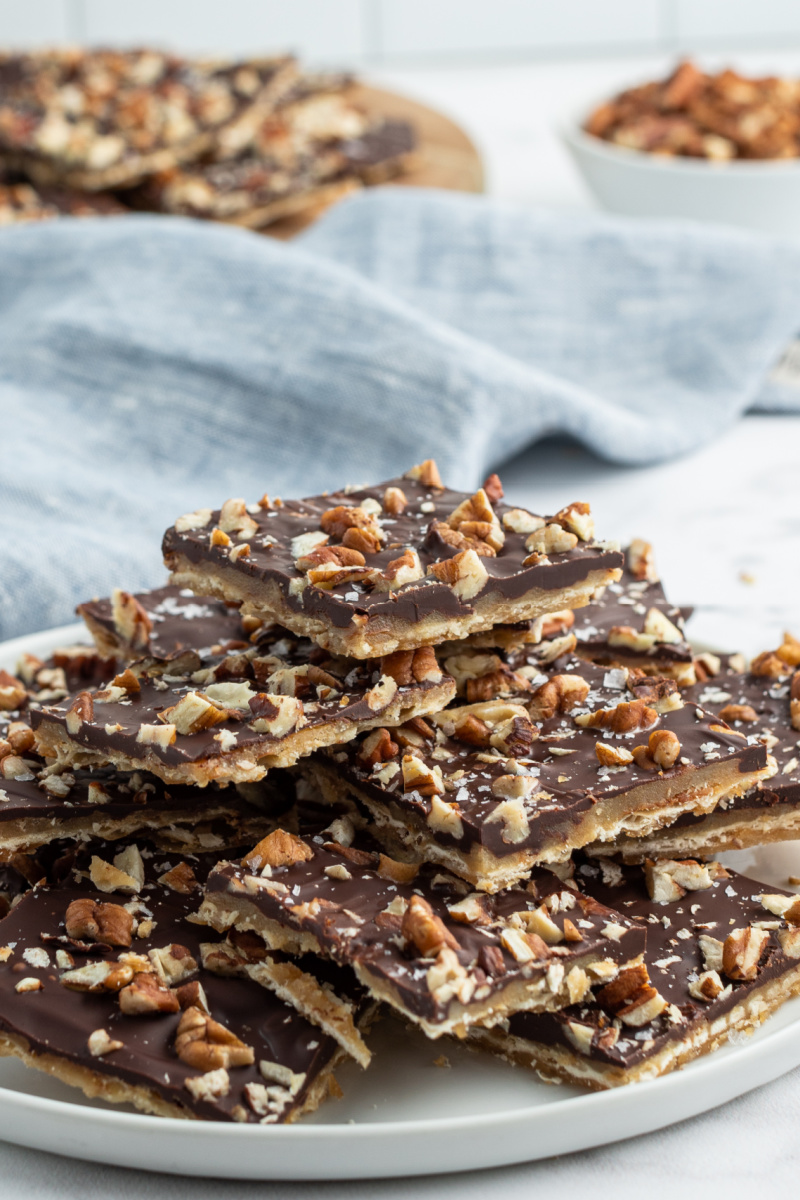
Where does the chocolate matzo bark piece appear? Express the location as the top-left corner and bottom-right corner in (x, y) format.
(451, 539), (694, 683)
(127, 85), (416, 228)
(0, 844), (357, 1123)
(305, 657), (770, 892)
(593, 637), (800, 861)
(0, 49), (298, 190)
(0, 740), (268, 854)
(198, 825), (646, 1040)
(78, 585), (250, 668)
(31, 632), (455, 787)
(162, 463), (623, 659)
(471, 857), (800, 1088)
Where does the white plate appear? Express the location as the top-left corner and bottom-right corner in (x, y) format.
(2, 623), (800, 1181)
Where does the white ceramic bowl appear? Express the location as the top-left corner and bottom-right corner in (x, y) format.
(563, 114), (800, 236)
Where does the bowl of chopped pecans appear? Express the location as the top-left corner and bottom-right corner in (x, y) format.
(563, 60), (800, 235)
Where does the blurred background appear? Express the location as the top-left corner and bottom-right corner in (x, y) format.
(9, 0), (800, 211)
(2, 2), (800, 651)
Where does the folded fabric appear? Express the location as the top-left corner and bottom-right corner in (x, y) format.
(1, 187), (800, 641)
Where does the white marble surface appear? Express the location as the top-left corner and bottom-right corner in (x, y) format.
(7, 53), (800, 1199)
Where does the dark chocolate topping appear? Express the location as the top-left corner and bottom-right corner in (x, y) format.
(204, 830), (645, 1026)
(0, 845), (341, 1123)
(162, 473), (623, 630)
(321, 656), (766, 862)
(79, 587), (246, 665)
(508, 859), (800, 1068)
(33, 624), (451, 771)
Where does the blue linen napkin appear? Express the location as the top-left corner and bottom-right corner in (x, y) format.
(1, 186), (800, 641)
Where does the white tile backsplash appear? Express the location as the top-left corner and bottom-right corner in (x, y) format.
(675, 0), (800, 44)
(77, 0), (367, 64)
(2, 1), (800, 66)
(0, 0), (71, 46)
(374, 0), (662, 59)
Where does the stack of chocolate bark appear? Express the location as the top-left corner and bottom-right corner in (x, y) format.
(0, 47), (417, 229)
(1, 460), (799, 1122)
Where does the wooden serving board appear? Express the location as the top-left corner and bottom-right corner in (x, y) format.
(265, 83), (485, 240)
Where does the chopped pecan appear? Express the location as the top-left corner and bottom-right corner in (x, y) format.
(65, 898), (133, 948)
(148, 943), (198, 986)
(632, 728), (681, 771)
(562, 918), (583, 942)
(626, 673), (681, 710)
(643, 608), (683, 644)
(627, 538), (659, 583)
(427, 549), (489, 600)
(447, 488), (504, 553)
(411, 646), (443, 683)
(119, 971), (180, 1014)
(646, 858), (713, 902)
(243, 830), (313, 871)
(401, 895), (460, 957)
(552, 502), (594, 542)
(478, 944), (506, 977)
(87, 1029), (124, 1057)
(65, 691), (94, 735)
(158, 862), (198, 894)
(111, 588), (152, 649)
(320, 505), (382, 542)
(61, 960), (137, 993)
(718, 703), (758, 724)
(175, 1005), (255, 1071)
(750, 650), (790, 678)
(377, 854), (419, 884)
(218, 498), (258, 539)
(540, 610), (574, 638)
(112, 668), (140, 694)
(465, 665), (528, 702)
(296, 544), (366, 572)
(382, 486), (407, 514)
(451, 713), (491, 747)
(158, 690), (230, 736)
(482, 473), (504, 504)
(5, 722), (35, 753)
(405, 459), (443, 489)
(576, 698), (657, 735)
(525, 523), (578, 556)
(342, 525), (383, 555)
(792, 673), (800, 731)
(176, 980), (211, 1012)
(688, 970), (725, 1002)
(358, 727), (399, 767)
(401, 754), (444, 795)
(595, 742), (633, 767)
(502, 508), (545, 535)
(529, 674), (590, 719)
(722, 926), (769, 981)
(595, 963), (650, 1013)
(597, 965), (666, 1026)
(777, 632), (800, 668)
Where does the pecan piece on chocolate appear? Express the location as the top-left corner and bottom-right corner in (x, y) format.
(405, 459), (444, 489)
(722, 926), (770, 981)
(175, 1005), (255, 1070)
(401, 895), (460, 957)
(358, 727), (399, 767)
(529, 674), (590, 720)
(64, 898), (133, 948)
(575, 698), (658, 735)
(243, 829), (313, 871)
(119, 971), (180, 1015)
